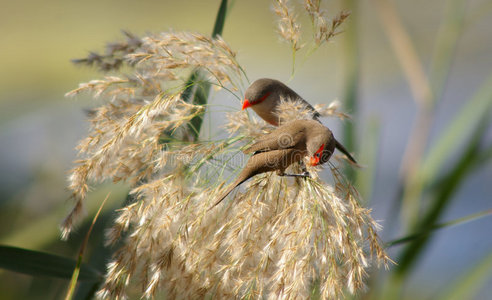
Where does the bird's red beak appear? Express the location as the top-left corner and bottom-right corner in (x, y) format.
(242, 99), (252, 110)
(307, 144), (325, 166)
(308, 156), (320, 166)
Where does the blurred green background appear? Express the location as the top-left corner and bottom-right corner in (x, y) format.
(0, 0), (491, 299)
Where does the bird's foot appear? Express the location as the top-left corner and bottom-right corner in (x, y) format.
(280, 171), (310, 178)
(299, 161), (308, 173)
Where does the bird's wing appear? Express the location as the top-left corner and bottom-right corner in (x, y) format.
(244, 125), (305, 154)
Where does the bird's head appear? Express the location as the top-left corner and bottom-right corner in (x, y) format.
(306, 132), (335, 167)
(242, 78), (278, 110)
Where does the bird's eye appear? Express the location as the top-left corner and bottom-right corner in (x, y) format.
(314, 144), (324, 157)
(258, 92), (271, 103)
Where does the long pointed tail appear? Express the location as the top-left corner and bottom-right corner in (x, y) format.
(208, 177), (249, 211)
(335, 139), (357, 164)
(312, 113), (357, 165)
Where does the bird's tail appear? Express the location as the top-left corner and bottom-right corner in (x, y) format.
(208, 176), (249, 211)
(335, 139), (357, 164)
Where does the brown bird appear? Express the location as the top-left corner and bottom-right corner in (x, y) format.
(242, 78), (357, 164)
(211, 119), (335, 208)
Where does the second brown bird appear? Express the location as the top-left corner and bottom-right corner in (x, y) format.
(211, 119), (335, 208)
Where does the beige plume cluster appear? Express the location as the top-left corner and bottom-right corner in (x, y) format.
(63, 6), (390, 298)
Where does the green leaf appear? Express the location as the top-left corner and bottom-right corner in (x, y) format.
(385, 209), (492, 248)
(429, 0), (467, 103)
(0, 245), (101, 281)
(355, 117), (380, 203)
(212, 0), (228, 38)
(437, 251), (492, 300)
(183, 71), (211, 141)
(0, 184), (128, 250)
(395, 110), (492, 275)
(420, 73), (492, 185)
(65, 193), (110, 300)
(342, 0), (359, 182)
(182, 0), (228, 141)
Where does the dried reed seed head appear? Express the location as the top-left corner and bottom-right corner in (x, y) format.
(98, 172), (389, 299)
(313, 10), (351, 45)
(72, 31), (143, 72)
(272, 0), (350, 47)
(127, 32), (242, 88)
(304, 0), (321, 13)
(275, 97), (318, 123)
(66, 29), (389, 299)
(273, 0), (303, 51)
(224, 110), (271, 139)
(65, 77), (132, 99)
(63, 31), (246, 238)
(93, 146), (390, 299)
(314, 99), (352, 120)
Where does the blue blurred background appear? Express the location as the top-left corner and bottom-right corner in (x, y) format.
(0, 0), (491, 299)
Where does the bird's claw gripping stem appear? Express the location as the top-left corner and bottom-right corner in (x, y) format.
(279, 171), (311, 178)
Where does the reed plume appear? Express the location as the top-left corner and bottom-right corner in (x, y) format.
(64, 5), (389, 298)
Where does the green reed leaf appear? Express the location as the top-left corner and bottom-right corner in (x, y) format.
(420, 73), (492, 186)
(183, 0), (228, 141)
(342, 0), (359, 182)
(386, 209), (492, 248)
(395, 110), (491, 275)
(437, 251), (492, 300)
(65, 193), (109, 300)
(429, 0), (467, 103)
(0, 245), (101, 281)
(355, 117), (380, 204)
(0, 185), (127, 250)
(212, 0), (228, 38)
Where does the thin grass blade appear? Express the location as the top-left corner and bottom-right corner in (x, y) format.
(385, 209), (492, 248)
(65, 193), (110, 300)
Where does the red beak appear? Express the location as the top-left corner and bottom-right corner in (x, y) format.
(308, 156), (319, 166)
(308, 144), (324, 166)
(242, 99), (252, 110)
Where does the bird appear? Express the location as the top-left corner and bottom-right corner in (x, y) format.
(210, 119), (335, 208)
(242, 78), (357, 164)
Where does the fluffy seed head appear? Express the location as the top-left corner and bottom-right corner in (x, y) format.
(65, 30), (390, 299)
